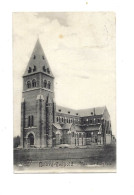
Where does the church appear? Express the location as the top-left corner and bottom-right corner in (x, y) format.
(20, 39), (112, 148)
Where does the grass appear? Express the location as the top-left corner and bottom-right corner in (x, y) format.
(14, 144), (116, 167)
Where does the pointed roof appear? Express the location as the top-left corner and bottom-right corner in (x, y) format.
(52, 123), (62, 130)
(56, 105), (105, 117)
(62, 123), (73, 130)
(23, 39), (54, 77)
(76, 107), (105, 117)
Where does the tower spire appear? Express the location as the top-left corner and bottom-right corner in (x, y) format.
(23, 39), (54, 78)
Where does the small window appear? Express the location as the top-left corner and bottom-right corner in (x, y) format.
(67, 119), (68, 123)
(48, 81), (51, 89)
(69, 119), (70, 123)
(90, 120), (92, 124)
(44, 80), (47, 88)
(72, 132), (74, 137)
(27, 81), (31, 88)
(31, 115), (34, 126)
(91, 112), (93, 115)
(28, 67), (32, 73)
(28, 115), (34, 127)
(28, 116), (30, 127)
(33, 65), (36, 72)
(68, 111), (70, 114)
(88, 132), (91, 137)
(47, 68), (50, 74)
(62, 118), (63, 122)
(32, 79), (36, 87)
(33, 55), (36, 59)
(98, 119), (100, 123)
(76, 113), (78, 115)
(57, 117), (59, 122)
(42, 56), (45, 60)
(79, 133), (81, 138)
(43, 66), (46, 72)
(59, 109), (61, 112)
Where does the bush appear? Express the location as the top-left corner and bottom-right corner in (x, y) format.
(13, 136), (20, 148)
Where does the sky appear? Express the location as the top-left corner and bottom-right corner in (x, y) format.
(13, 12), (116, 136)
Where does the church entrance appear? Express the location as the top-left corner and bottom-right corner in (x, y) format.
(28, 133), (34, 146)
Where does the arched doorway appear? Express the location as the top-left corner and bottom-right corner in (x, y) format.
(28, 133), (34, 146)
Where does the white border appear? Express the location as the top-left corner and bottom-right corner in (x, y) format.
(0, 0), (134, 195)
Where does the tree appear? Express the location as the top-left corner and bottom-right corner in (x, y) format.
(13, 136), (20, 148)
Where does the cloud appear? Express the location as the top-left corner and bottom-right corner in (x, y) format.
(35, 12), (69, 26)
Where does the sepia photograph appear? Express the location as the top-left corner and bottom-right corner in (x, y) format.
(13, 12), (116, 173)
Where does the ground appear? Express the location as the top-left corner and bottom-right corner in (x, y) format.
(14, 144), (116, 173)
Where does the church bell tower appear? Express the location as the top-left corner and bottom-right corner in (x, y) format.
(20, 39), (55, 148)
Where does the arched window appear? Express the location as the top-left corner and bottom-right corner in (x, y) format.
(47, 68), (50, 74)
(31, 115), (34, 126)
(28, 116), (30, 127)
(43, 66), (46, 72)
(72, 132), (74, 137)
(33, 65), (36, 72)
(44, 80), (47, 88)
(48, 81), (51, 89)
(62, 118), (64, 122)
(98, 119), (100, 123)
(28, 115), (34, 127)
(57, 117), (59, 122)
(27, 81), (31, 88)
(32, 79), (36, 87)
(28, 67), (32, 73)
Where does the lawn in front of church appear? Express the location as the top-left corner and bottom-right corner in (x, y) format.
(14, 144), (116, 172)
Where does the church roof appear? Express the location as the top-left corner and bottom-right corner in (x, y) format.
(71, 125), (84, 132)
(56, 105), (80, 116)
(56, 105), (105, 117)
(76, 107), (105, 117)
(62, 123), (73, 129)
(53, 123), (62, 130)
(23, 39), (54, 77)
